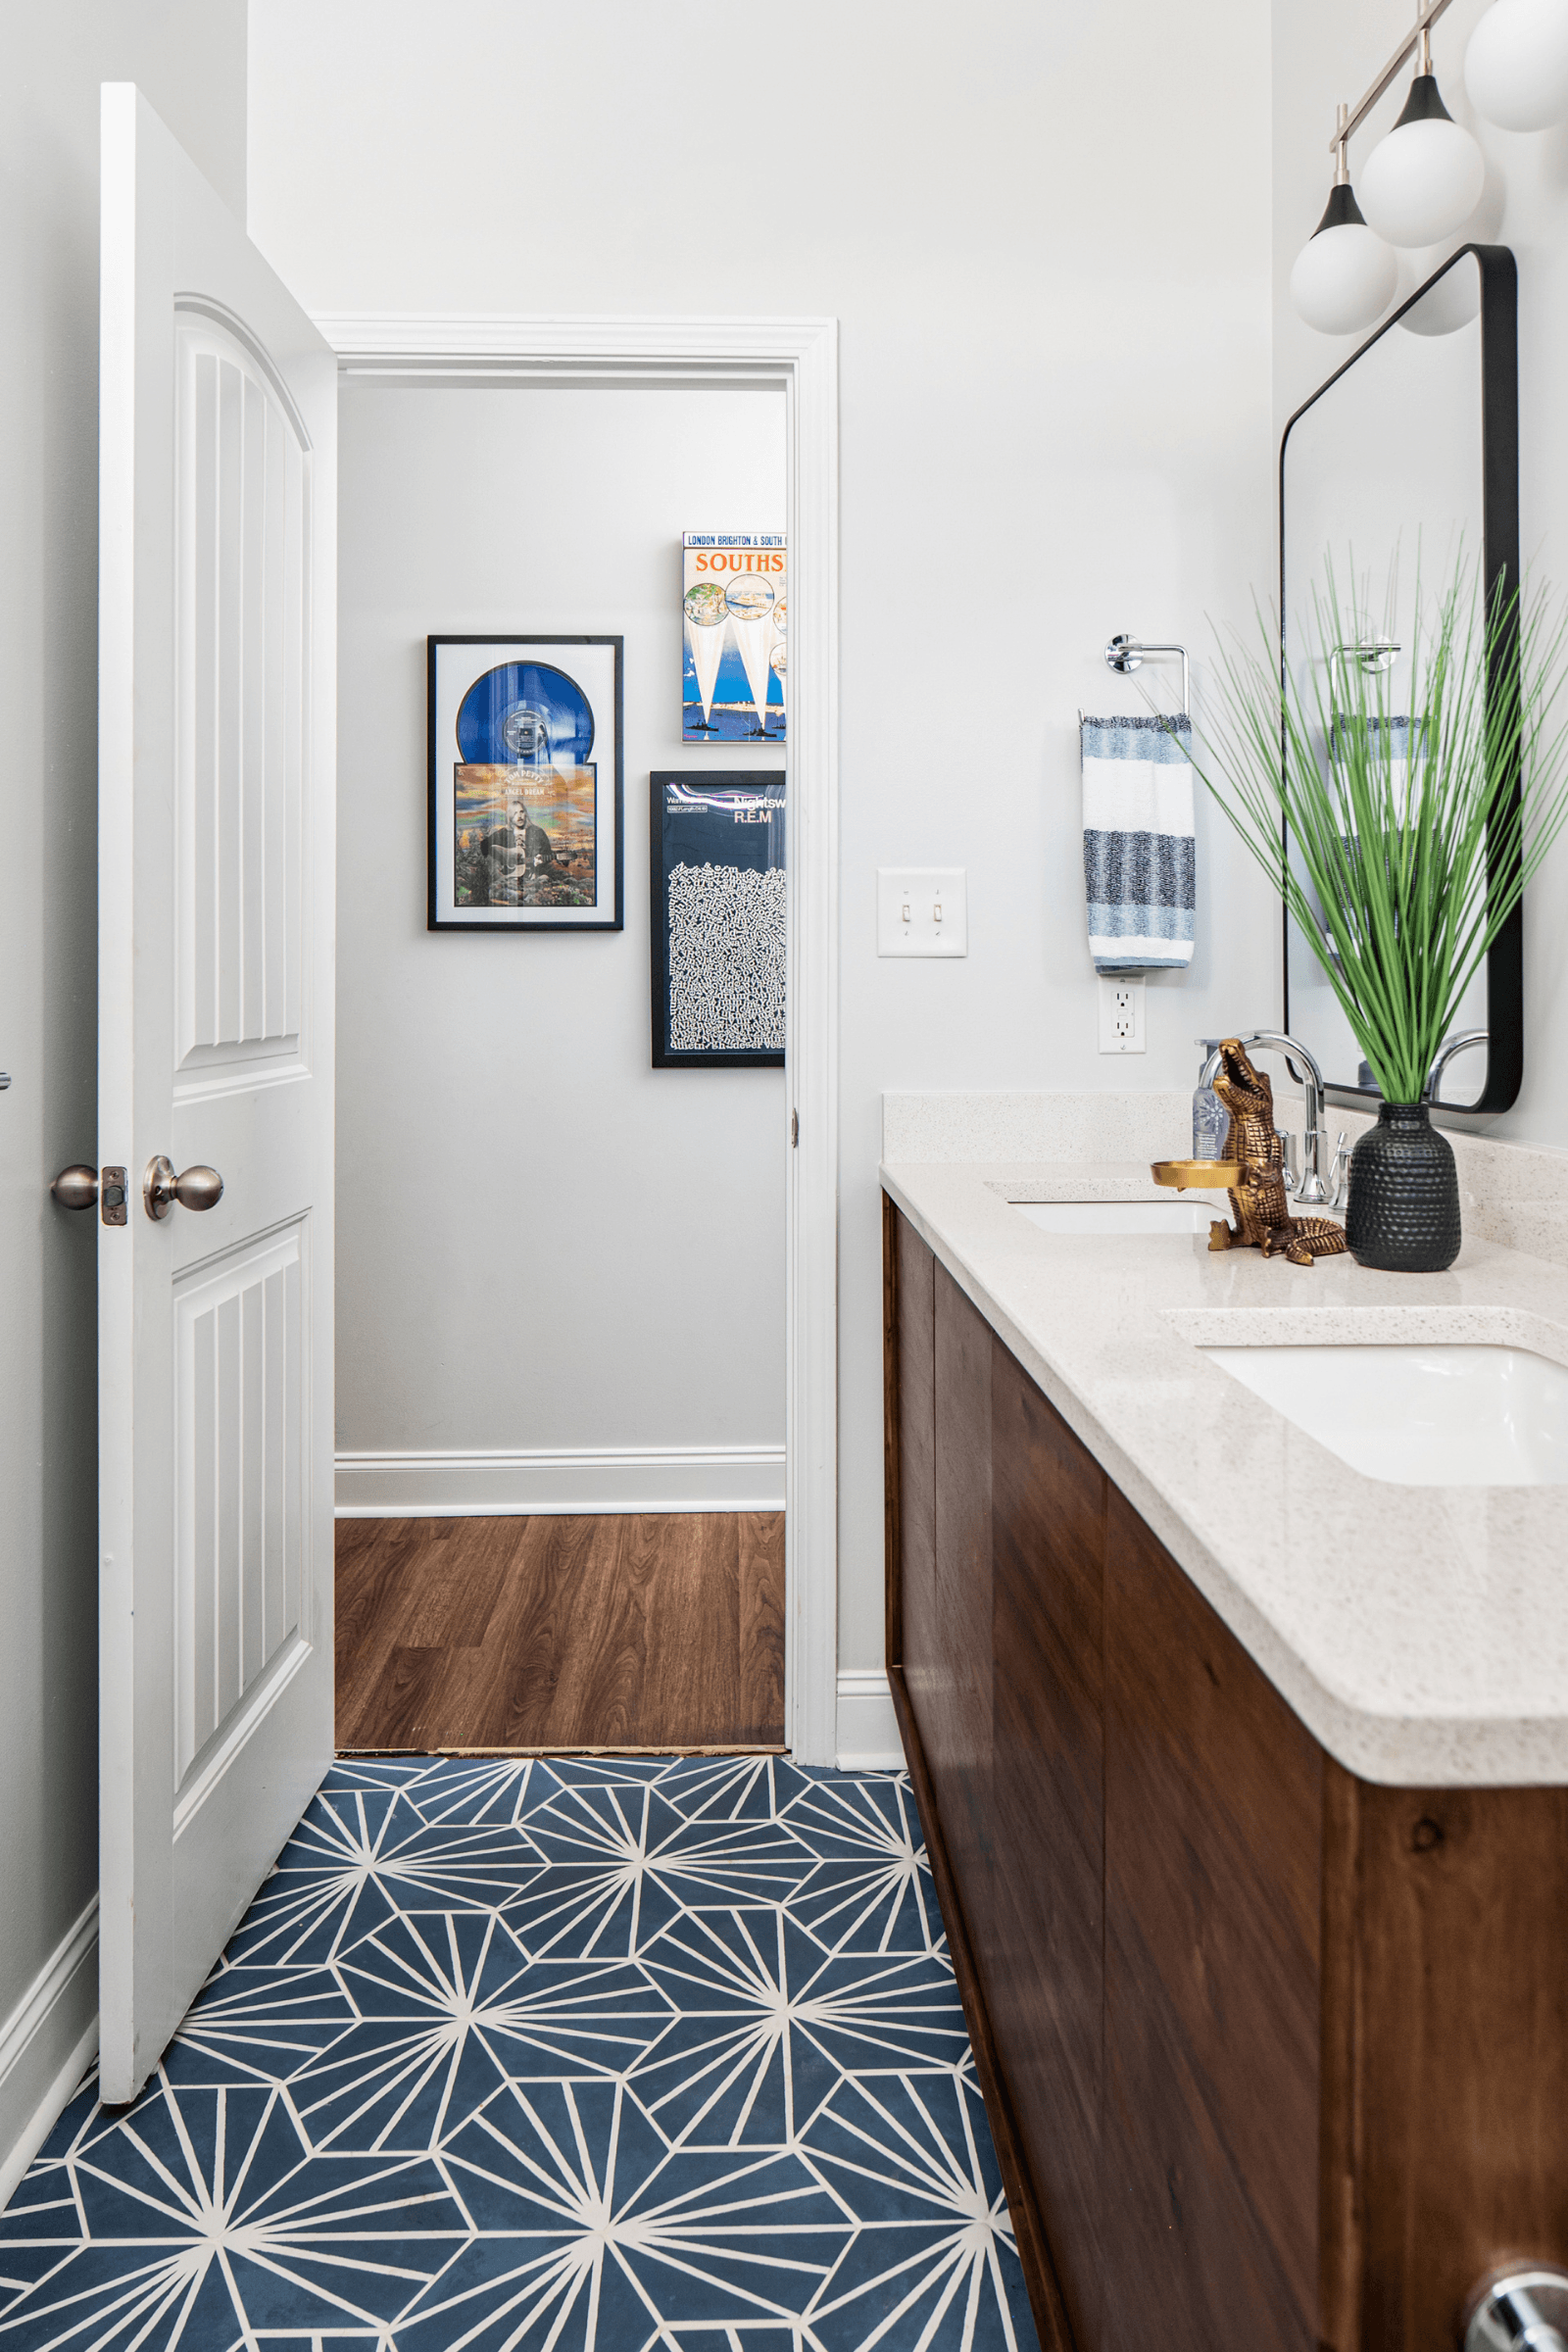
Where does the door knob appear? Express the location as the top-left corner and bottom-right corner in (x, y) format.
(143, 1156), (224, 1220)
(52, 1164), (100, 1210)
(52, 1165), (129, 1222)
(1465, 2267), (1568, 2352)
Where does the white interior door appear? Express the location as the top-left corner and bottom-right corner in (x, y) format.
(98, 82), (336, 2104)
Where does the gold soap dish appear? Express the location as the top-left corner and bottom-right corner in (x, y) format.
(1151, 1158), (1242, 1192)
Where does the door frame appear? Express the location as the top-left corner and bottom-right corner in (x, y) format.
(316, 314), (840, 1765)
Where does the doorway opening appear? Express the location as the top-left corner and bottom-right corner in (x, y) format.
(335, 1515), (785, 1753)
(322, 321), (839, 1761)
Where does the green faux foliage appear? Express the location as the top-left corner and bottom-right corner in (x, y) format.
(1174, 560), (1568, 1105)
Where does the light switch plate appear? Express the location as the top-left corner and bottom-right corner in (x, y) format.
(877, 867), (967, 956)
(1099, 975), (1147, 1054)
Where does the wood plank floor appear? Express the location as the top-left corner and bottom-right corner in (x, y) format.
(335, 1512), (786, 1752)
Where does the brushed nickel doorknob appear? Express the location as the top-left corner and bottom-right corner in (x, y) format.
(173, 1164), (223, 1212)
(143, 1156), (224, 1220)
(1465, 2267), (1568, 2352)
(51, 1164), (100, 1211)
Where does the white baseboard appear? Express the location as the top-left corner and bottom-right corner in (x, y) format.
(335, 1445), (787, 1518)
(0, 1898), (98, 2210)
(836, 1669), (905, 1771)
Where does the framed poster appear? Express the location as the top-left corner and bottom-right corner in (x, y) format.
(650, 772), (785, 1067)
(427, 635), (623, 931)
(682, 533), (787, 744)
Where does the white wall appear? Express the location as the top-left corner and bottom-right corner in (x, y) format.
(1273, 0), (1568, 1149)
(250, 0), (1278, 1673)
(336, 381), (786, 1503)
(0, 4), (248, 2193)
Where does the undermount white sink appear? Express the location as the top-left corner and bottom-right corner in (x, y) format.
(1203, 1343), (1568, 1487)
(1013, 1199), (1217, 1236)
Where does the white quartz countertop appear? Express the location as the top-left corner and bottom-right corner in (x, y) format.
(882, 1153), (1568, 1788)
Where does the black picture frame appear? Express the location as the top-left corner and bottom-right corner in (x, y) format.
(1279, 243), (1520, 1112)
(650, 771), (786, 1068)
(426, 634), (625, 933)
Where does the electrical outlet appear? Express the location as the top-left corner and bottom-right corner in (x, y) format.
(1098, 975), (1146, 1054)
(876, 868), (967, 956)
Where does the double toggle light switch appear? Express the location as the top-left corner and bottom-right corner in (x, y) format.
(876, 867), (968, 957)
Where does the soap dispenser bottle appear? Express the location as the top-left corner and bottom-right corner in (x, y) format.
(1193, 1037), (1228, 1158)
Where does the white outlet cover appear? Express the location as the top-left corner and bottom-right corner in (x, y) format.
(1098, 974), (1147, 1053)
(877, 867), (967, 956)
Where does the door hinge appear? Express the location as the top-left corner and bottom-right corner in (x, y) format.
(791, 1108), (799, 1148)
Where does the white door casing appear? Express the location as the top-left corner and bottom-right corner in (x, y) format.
(99, 84), (336, 2103)
(316, 317), (840, 1765)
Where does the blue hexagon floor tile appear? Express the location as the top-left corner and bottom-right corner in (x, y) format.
(0, 1755), (1039, 2351)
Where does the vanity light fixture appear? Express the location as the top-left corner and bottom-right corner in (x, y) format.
(1398, 245), (1484, 335)
(1466, 0), (1568, 129)
(1290, 103), (1398, 335)
(1358, 1), (1485, 247)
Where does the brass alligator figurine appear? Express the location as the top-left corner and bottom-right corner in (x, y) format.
(1208, 1038), (1348, 1267)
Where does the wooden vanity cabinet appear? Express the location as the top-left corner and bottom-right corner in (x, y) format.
(882, 1198), (1568, 2352)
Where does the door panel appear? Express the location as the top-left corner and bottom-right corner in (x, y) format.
(1102, 1483), (1321, 2352)
(892, 1211), (936, 1689)
(174, 1227), (305, 1788)
(990, 1341), (1106, 2352)
(928, 1265), (994, 1965)
(99, 82), (335, 2102)
(176, 312), (309, 1077)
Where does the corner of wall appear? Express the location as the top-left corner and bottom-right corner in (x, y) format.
(0, 1902), (98, 2208)
(835, 1670), (904, 1772)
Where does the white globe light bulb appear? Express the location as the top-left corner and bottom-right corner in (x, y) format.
(1466, 0), (1568, 129)
(1290, 185), (1398, 334)
(1359, 75), (1486, 246)
(1399, 247), (1483, 336)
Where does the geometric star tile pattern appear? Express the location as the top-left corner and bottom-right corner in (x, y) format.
(0, 1755), (1040, 2351)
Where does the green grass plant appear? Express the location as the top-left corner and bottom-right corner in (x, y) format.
(1175, 559), (1568, 1103)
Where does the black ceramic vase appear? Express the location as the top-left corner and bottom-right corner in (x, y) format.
(1345, 1102), (1461, 1272)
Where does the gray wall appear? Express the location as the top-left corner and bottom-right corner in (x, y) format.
(250, 0), (1278, 1673)
(0, 5), (248, 2182)
(1273, 0), (1568, 1151)
(336, 380), (786, 1474)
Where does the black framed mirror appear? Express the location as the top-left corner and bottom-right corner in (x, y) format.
(1279, 243), (1520, 1113)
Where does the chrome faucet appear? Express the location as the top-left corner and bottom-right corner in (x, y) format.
(1426, 1027), (1488, 1105)
(1200, 1032), (1331, 1207)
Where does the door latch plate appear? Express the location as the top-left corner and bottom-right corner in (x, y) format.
(100, 1166), (127, 1227)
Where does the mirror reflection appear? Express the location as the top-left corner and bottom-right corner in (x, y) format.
(1281, 250), (1494, 1109)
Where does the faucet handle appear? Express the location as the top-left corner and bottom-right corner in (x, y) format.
(1276, 1128), (1300, 1195)
(1327, 1130), (1351, 1212)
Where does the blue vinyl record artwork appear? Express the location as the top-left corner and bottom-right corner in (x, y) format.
(428, 636), (624, 933)
(457, 662), (596, 765)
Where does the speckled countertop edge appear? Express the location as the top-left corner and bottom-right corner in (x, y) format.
(882, 1155), (1568, 1789)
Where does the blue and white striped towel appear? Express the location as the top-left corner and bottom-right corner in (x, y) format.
(1329, 712), (1423, 820)
(1081, 714), (1196, 972)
